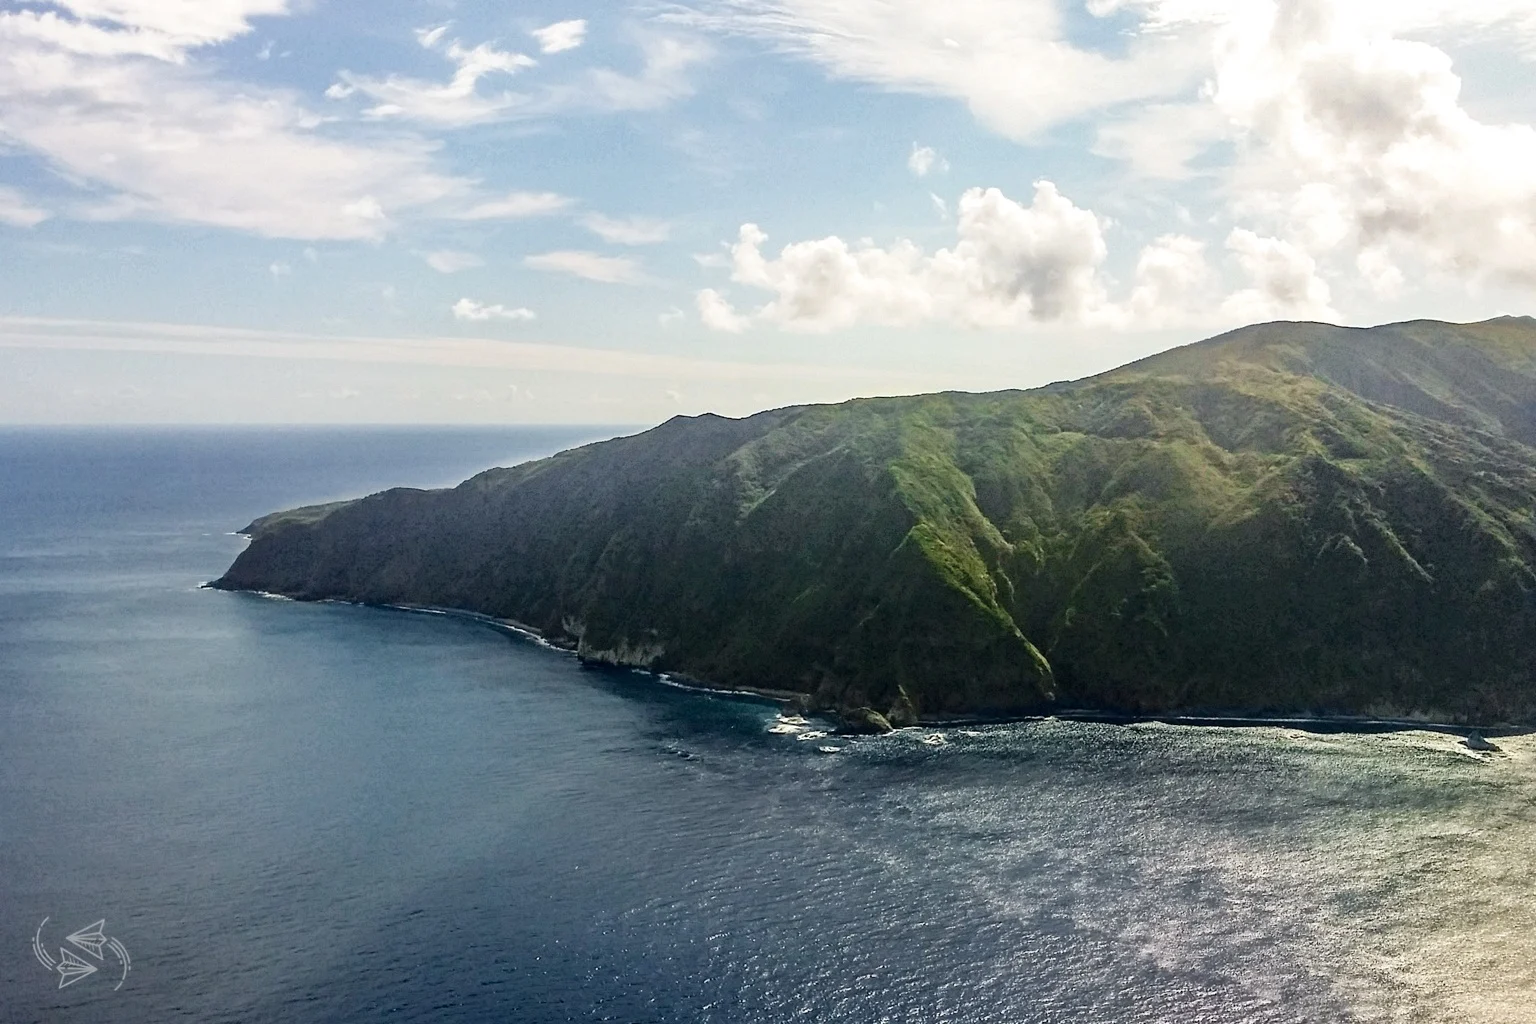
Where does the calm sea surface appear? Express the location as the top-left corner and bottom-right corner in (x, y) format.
(1, 427), (1533, 1024)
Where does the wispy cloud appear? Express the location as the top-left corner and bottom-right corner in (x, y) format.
(524, 250), (646, 284)
(0, 185), (51, 227)
(663, 0), (1201, 140)
(454, 191), (574, 220)
(0, 4), (469, 241)
(452, 298), (536, 321)
(515, 31), (712, 117)
(331, 24), (537, 126)
(0, 315), (908, 382)
(581, 213), (672, 245)
(424, 250), (484, 273)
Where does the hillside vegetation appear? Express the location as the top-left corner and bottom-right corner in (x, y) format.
(215, 317), (1536, 726)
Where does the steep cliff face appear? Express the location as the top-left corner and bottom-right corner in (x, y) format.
(215, 317), (1536, 725)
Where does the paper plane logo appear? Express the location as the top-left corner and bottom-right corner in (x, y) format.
(65, 920), (108, 959)
(54, 948), (96, 988)
(32, 917), (132, 991)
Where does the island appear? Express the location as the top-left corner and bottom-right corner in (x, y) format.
(212, 317), (1536, 729)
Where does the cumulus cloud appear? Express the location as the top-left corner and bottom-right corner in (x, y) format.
(333, 25), (537, 126)
(452, 298), (536, 321)
(1209, 0), (1536, 290)
(694, 187), (1350, 332)
(677, 0), (1536, 310)
(0, 186), (51, 227)
(698, 182), (1117, 332)
(907, 143), (947, 177)
(1090, 0), (1536, 298)
(1221, 228), (1337, 321)
(423, 250), (484, 273)
(1128, 234), (1217, 325)
(581, 213), (672, 245)
(696, 289), (750, 332)
(532, 19), (587, 54)
(524, 250), (646, 284)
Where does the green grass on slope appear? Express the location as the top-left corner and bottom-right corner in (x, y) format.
(221, 318), (1536, 725)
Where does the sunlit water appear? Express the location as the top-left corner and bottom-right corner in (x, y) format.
(1, 428), (1532, 1024)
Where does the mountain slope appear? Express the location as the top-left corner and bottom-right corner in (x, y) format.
(214, 317), (1536, 726)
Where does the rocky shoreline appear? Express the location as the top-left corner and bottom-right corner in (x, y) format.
(206, 583), (1527, 742)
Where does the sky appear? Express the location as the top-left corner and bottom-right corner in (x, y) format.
(1, 0), (1534, 424)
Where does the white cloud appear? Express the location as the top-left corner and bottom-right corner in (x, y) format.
(1127, 234), (1216, 325)
(42, 0), (292, 47)
(524, 31), (711, 116)
(581, 213), (672, 245)
(907, 143), (947, 177)
(454, 190), (574, 220)
(700, 182), (1114, 332)
(0, 186), (51, 227)
(1222, 228), (1337, 322)
(1090, 0), (1536, 298)
(696, 289), (750, 332)
(1356, 246), (1406, 297)
(333, 26), (708, 125)
(678, 0), (1536, 311)
(1209, 0), (1536, 290)
(334, 25), (537, 126)
(0, 9), (192, 60)
(524, 250), (646, 284)
(0, 5), (470, 241)
(1100, 0), (1536, 51)
(452, 298), (536, 321)
(423, 249), (484, 273)
(1092, 102), (1230, 180)
(665, 0), (1204, 139)
(532, 19), (587, 54)
(268, 260), (291, 278)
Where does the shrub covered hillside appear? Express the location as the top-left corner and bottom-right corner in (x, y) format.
(215, 317), (1536, 726)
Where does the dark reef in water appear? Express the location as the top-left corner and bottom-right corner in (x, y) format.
(214, 316), (1536, 727)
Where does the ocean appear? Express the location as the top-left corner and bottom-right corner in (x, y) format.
(1, 427), (1532, 1024)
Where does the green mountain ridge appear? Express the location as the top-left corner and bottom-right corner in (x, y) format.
(214, 317), (1536, 727)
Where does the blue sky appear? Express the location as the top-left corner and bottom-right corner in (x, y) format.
(2, 0), (1535, 423)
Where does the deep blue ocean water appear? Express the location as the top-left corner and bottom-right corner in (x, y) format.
(2, 428), (1532, 1024)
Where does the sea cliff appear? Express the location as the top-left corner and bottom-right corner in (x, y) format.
(214, 317), (1536, 726)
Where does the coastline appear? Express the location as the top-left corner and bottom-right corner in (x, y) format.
(201, 583), (1526, 740)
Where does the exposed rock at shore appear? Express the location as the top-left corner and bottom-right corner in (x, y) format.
(837, 708), (895, 735)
